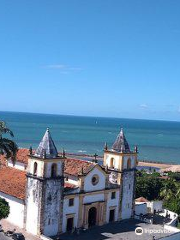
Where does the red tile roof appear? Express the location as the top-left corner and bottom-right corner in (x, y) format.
(15, 148), (30, 164)
(0, 167), (26, 200)
(0, 150), (98, 200)
(64, 182), (77, 189)
(0, 149), (96, 177)
(135, 197), (149, 203)
(64, 158), (95, 176)
(0, 148), (31, 166)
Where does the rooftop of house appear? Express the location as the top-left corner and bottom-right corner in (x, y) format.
(0, 148), (101, 200)
(0, 167), (26, 200)
(64, 157), (96, 177)
(0, 165), (81, 200)
(135, 197), (149, 203)
(1, 148), (98, 177)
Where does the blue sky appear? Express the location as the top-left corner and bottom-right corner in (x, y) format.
(1, 0), (180, 121)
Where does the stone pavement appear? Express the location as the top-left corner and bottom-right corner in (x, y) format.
(0, 232), (11, 240)
(1, 219), (41, 240)
(56, 219), (175, 240)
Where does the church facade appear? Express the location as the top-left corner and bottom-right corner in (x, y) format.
(0, 128), (137, 237)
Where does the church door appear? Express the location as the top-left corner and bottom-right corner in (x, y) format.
(88, 207), (97, 227)
(66, 217), (74, 232)
(109, 209), (115, 222)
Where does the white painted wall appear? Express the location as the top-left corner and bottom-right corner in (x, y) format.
(159, 209), (178, 227)
(147, 201), (163, 213)
(8, 160), (26, 171)
(43, 180), (62, 236)
(66, 178), (79, 186)
(28, 159), (44, 177)
(0, 192), (25, 228)
(123, 156), (136, 169)
(135, 203), (147, 216)
(105, 154), (120, 169)
(106, 190), (120, 222)
(84, 167), (105, 192)
(62, 197), (79, 232)
(45, 161), (63, 178)
(26, 178), (40, 235)
(121, 171), (134, 219)
(83, 193), (104, 204)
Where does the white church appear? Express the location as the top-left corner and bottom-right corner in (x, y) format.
(0, 128), (137, 237)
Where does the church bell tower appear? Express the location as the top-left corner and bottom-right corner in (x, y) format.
(25, 128), (64, 237)
(103, 128), (138, 220)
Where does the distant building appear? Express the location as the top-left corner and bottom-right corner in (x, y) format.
(0, 128), (137, 237)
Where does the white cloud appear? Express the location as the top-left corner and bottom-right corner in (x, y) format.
(46, 64), (66, 69)
(140, 104), (148, 109)
(43, 64), (82, 74)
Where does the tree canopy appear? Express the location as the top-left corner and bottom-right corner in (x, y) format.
(0, 121), (18, 164)
(0, 198), (10, 220)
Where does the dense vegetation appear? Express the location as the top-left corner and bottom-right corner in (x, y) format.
(0, 121), (17, 220)
(0, 198), (10, 220)
(136, 170), (180, 218)
(0, 121), (18, 164)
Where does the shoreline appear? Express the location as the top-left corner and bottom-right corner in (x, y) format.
(65, 152), (178, 171)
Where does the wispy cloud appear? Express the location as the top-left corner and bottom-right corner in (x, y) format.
(46, 64), (66, 69)
(140, 104), (148, 109)
(43, 64), (82, 74)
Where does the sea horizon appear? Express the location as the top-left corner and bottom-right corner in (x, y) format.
(1, 110), (180, 164)
(1, 110), (180, 123)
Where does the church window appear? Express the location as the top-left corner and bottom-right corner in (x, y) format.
(33, 162), (38, 176)
(47, 193), (52, 202)
(110, 158), (115, 168)
(51, 163), (57, 177)
(69, 198), (74, 207)
(111, 192), (116, 199)
(91, 174), (99, 186)
(127, 158), (131, 169)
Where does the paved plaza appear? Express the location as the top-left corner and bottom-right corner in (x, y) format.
(56, 219), (176, 240)
(1, 219), (40, 240)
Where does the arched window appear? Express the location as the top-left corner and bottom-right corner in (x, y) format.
(33, 162), (38, 176)
(110, 158), (115, 168)
(51, 163), (57, 177)
(127, 158), (131, 169)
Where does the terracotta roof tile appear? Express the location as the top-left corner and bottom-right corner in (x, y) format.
(15, 148), (31, 164)
(0, 167), (26, 200)
(1, 150), (96, 178)
(64, 182), (77, 189)
(135, 197), (149, 202)
(64, 158), (95, 176)
(0, 148), (31, 166)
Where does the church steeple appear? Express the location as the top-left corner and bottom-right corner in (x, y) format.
(26, 128), (64, 236)
(34, 128), (58, 159)
(112, 128), (130, 153)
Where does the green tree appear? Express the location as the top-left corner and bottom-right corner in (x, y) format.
(0, 198), (10, 220)
(0, 121), (18, 165)
(136, 171), (163, 200)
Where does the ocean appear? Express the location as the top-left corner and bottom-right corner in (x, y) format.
(1, 111), (180, 164)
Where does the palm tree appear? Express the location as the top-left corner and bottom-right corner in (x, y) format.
(160, 178), (177, 201)
(0, 121), (18, 165)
